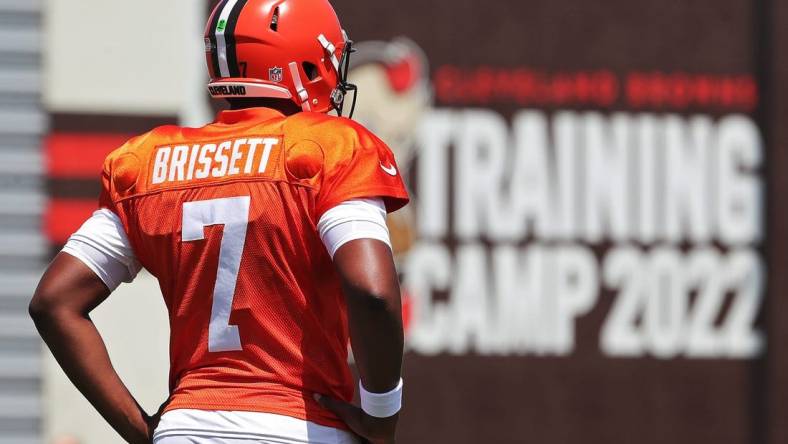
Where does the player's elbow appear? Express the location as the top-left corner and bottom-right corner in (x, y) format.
(29, 289), (54, 324)
(344, 283), (401, 318)
(356, 289), (393, 312)
(29, 284), (68, 325)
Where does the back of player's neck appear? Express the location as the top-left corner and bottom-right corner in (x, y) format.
(227, 98), (301, 116)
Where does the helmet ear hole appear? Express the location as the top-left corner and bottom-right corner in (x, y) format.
(302, 62), (319, 81)
(270, 7), (279, 31)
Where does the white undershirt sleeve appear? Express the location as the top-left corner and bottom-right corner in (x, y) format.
(317, 198), (392, 259)
(61, 209), (142, 291)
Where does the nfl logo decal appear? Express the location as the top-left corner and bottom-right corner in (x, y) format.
(269, 67), (283, 82)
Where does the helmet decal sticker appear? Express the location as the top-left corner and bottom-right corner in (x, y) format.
(216, 19), (228, 32)
(269, 67), (283, 83)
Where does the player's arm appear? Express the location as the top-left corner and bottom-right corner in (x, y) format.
(28, 210), (154, 443)
(314, 199), (403, 444)
(335, 239), (403, 393)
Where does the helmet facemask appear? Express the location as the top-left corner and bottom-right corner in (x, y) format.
(330, 39), (359, 119)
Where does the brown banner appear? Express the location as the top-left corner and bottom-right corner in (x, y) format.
(329, 0), (781, 442)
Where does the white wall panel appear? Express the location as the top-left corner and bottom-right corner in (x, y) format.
(0, 1), (44, 442)
(44, 0), (208, 117)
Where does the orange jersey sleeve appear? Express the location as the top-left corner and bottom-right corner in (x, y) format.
(98, 135), (143, 213)
(280, 113), (410, 220)
(314, 119), (409, 218)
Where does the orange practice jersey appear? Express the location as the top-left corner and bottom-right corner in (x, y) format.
(97, 108), (409, 429)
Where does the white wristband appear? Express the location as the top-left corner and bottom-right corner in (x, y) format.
(359, 379), (404, 418)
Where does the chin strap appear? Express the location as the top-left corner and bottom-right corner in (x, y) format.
(288, 62), (312, 112)
(318, 34), (341, 73)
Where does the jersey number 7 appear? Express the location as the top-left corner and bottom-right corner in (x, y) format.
(182, 196), (251, 352)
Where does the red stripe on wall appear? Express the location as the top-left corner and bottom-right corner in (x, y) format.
(45, 133), (133, 178)
(45, 199), (98, 244)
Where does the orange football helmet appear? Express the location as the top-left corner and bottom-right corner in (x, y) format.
(205, 0), (357, 115)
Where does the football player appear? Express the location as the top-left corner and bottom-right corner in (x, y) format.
(29, 1), (409, 443)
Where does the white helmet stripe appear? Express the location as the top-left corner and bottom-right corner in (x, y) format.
(288, 62), (312, 111)
(215, 0), (241, 77)
(318, 34), (341, 73)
